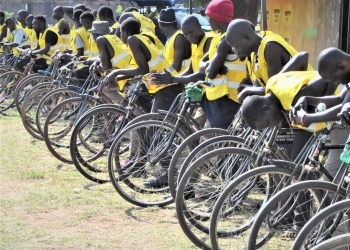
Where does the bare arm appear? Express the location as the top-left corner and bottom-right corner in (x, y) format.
(205, 39), (231, 79)
(32, 43), (51, 55)
(279, 51), (309, 73)
(62, 6), (74, 20)
(96, 37), (112, 70)
(264, 42), (288, 78)
(172, 34), (190, 72)
(57, 20), (70, 35)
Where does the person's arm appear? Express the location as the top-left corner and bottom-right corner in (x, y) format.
(57, 20), (70, 36)
(4, 29), (25, 48)
(205, 39), (231, 79)
(279, 51), (309, 73)
(0, 26), (7, 41)
(103, 36), (149, 84)
(63, 6), (74, 20)
(264, 42), (288, 78)
(75, 34), (84, 57)
(96, 37), (112, 70)
(172, 34), (190, 72)
(338, 101), (350, 127)
(237, 86), (266, 103)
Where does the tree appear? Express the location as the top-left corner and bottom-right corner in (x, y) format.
(4, 11), (14, 19)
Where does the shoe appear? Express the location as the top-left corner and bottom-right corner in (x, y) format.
(23, 85), (33, 91)
(0, 97), (5, 104)
(184, 185), (195, 200)
(279, 226), (302, 240)
(144, 171), (169, 188)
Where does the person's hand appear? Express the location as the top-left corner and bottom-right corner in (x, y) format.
(237, 77), (253, 93)
(29, 50), (37, 58)
(89, 61), (100, 74)
(337, 102), (350, 127)
(102, 70), (118, 86)
(290, 108), (308, 126)
(149, 69), (172, 86)
(78, 56), (88, 61)
(292, 96), (308, 117)
(237, 87), (263, 103)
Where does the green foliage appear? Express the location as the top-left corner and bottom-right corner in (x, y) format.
(116, 5), (123, 14)
(4, 11), (14, 19)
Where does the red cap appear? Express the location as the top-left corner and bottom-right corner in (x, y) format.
(205, 0), (234, 24)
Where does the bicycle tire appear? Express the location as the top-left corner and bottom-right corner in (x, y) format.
(70, 104), (131, 183)
(310, 233), (350, 250)
(175, 147), (257, 249)
(248, 181), (347, 250)
(43, 96), (100, 163)
(292, 195), (350, 249)
(14, 74), (52, 115)
(209, 164), (306, 250)
(108, 120), (190, 207)
(21, 82), (58, 139)
(168, 128), (230, 199)
(35, 86), (80, 137)
(0, 71), (25, 112)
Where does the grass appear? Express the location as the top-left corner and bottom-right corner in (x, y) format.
(0, 114), (197, 249)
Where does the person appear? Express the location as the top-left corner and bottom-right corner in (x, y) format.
(3, 17), (29, 51)
(18, 15), (38, 50)
(62, 4), (88, 20)
(239, 51), (348, 238)
(290, 48), (350, 184)
(72, 10), (90, 57)
(52, 6), (71, 49)
(16, 15), (64, 73)
(16, 10), (30, 34)
(198, 0), (246, 129)
(0, 12), (6, 53)
(116, 11), (156, 37)
(151, 15), (213, 127)
(97, 5), (119, 33)
(146, 6), (152, 18)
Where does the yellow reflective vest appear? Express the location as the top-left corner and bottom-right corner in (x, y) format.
(6, 27), (29, 54)
(266, 71), (335, 132)
(53, 18), (71, 49)
(247, 31), (314, 87)
(104, 34), (131, 90)
(191, 33), (212, 73)
(75, 27), (90, 56)
(132, 12), (155, 34)
(164, 30), (191, 74)
(128, 34), (175, 94)
(88, 36), (99, 58)
(205, 32), (247, 102)
(38, 27), (64, 64)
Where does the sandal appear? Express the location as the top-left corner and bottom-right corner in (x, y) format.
(279, 226), (302, 240)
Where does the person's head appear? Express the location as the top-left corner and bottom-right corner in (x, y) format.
(241, 95), (285, 130)
(318, 47), (350, 85)
(90, 21), (112, 41)
(0, 12), (5, 24)
(120, 17), (140, 44)
(5, 17), (16, 31)
(146, 6), (151, 13)
(73, 9), (84, 26)
(181, 15), (204, 45)
(80, 11), (94, 30)
(26, 15), (34, 28)
(32, 15), (46, 33)
(52, 6), (64, 20)
(73, 4), (88, 12)
(16, 10), (29, 23)
(205, 0), (233, 32)
(226, 19), (258, 60)
(124, 7), (139, 13)
(97, 5), (114, 21)
(158, 8), (177, 34)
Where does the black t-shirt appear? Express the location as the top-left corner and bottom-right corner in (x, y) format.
(44, 30), (58, 45)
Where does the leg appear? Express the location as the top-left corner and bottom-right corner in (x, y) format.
(15, 57), (31, 72)
(73, 66), (90, 87)
(32, 58), (49, 73)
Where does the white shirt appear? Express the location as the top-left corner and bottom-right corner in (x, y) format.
(9, 29), (29, 45)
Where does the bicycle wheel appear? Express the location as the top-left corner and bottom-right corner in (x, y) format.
(292, 196), (350, 250)
(309, 233), (350, 250)
(168, 128), (230, 199)
(70, 104), (132, 183)
(108, 120), (190, 207)
(0, 71), (25, 112)
(36, 87), (80, 137)
(14, 74), (52, 115)
(248, 181), (347, 250)
(175, 147), (258, 249)
(43, 96), (100, 163)
(21, 82), (58, 139)
(209, 164), (305, 250)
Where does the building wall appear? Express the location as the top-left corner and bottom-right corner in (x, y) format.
(0, 0), (131, 25)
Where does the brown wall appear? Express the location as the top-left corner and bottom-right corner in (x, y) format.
(265, 0), (342, 68)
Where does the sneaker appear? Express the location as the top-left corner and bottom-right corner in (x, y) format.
(279, 225), (302, 240)
(0, 97), (5, 104)
(184, 185), (195, 200)
(23, 85), (33, 91)
(144, 171), (169, 188)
